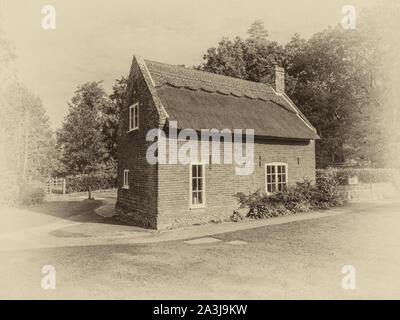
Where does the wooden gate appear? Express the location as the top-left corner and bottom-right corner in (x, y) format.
(45, 178), (66, 194)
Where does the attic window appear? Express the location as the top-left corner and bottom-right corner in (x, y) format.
(129, 103), (139, 131)
(265, 163), (288, 193)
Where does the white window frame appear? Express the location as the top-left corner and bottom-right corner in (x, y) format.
(265, 162), (288, 194)
(123, 169), (129, 189)
(189, 163), (206, 209)
(129, 103), (139, 131)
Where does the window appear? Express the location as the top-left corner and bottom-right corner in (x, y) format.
(191, 164), (205, 207)
(129, 103), (139, 131)
(265, 163), (288, 193)
(123, 169), (129, 189)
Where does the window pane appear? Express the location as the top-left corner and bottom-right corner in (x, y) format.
(198, 165), (203, 178)
(267, 175), (272, 183)
(271, 166), (275, 173)
(267, 184), (272, 193)
(278, 166), (281, 174)
(282, 166), (286, 173)
(271, 174), (276, 183)
(197, 178), (203, 191)
(271, 184), (276, 192)
(267, 166), (271, 174)
(192, 178), (197, 191)
(192, 165), (197, 178)
(198, 191), (203, 204)
(192, 192), (198, 205)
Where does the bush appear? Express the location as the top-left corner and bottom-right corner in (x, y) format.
(231, 210), (244, 222)
(65, 172), (117, 193)
(236, 174), (346, 219)
(314, 168), (344, 208)
(17, 183), (45, 206)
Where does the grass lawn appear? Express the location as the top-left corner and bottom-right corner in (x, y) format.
(0, 200), (399, 299)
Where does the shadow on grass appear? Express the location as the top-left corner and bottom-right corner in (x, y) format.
(28, 199), (130, 226)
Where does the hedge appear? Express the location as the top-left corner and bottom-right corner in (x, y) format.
(234, 167), (399, 221)
(235, 170), (345, 220)
(65, 172), (117, 193)
(317, 168), (399, 185)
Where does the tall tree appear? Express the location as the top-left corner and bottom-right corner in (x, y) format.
(199, 17), (396, 168)
(103, 76), (128, 162)
(57, 82), (112, 177)
(1, 23), (56, 204)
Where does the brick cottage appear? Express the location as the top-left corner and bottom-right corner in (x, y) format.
(116, 55), (319, 229)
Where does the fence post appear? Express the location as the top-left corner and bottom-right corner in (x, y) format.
(62, 178), (66, 195)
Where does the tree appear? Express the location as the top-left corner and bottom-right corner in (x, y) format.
(1, 23), (56, 203)
(199, 17), (395, 168)
(103, 77), (128, 162)
(247, 20), (268, 42)
(57, 82), (112, 198)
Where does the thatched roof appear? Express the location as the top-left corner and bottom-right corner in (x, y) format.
(144, 59), (319, 140)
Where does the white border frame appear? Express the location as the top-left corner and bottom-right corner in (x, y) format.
(123, 169), (130, 189)
(128, 102), (139, 131)
(265, 162), (288, 194)
(189, 163), (206, 209)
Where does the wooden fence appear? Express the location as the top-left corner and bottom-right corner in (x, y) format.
(45, 178), (66, 194)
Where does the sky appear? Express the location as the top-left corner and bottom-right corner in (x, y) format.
(1, 0), (379, 128)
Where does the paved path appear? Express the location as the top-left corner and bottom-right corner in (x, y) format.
(1, 199), (398, 252)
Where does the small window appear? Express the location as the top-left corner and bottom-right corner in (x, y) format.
(129, 103), (139, 131)
(191, 164), (205, 207)
(265, 163), (287, 193)
(123, 169), (129, 189)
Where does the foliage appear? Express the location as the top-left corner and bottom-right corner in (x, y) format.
(103, 77), (128, 161)
(314, 169), (343, 208)
(56, 82), (113, 176)
(17, 183), (46, 207)
(230, 210), (244, 222)
(65, 172), (117, 193)
(236, 176), (345, 219)
(199, 3), (400, 168)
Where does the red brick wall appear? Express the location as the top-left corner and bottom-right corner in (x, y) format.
(157, 138), (315, 229)
(115, 58), (161, 228)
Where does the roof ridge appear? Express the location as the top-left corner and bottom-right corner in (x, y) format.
(144, 59), (273, 91)
(149, 69), (270, 94)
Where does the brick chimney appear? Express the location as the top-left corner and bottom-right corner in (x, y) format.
(273, 65), (285, 93)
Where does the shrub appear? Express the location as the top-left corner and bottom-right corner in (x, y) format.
(231, 210), (244, 222)
(314, 168), (344, 208)
(65, 172), (117, 193)
(236, 175), (345, 219)
(17, 183), (45, 206)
